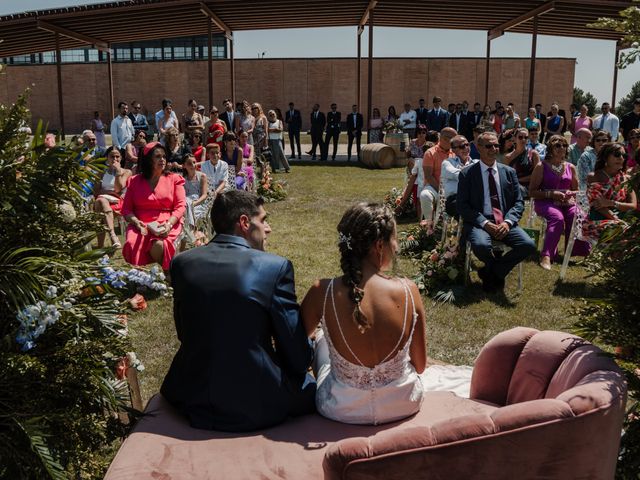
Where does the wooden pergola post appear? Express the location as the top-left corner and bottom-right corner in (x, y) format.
(208, 21), (213, 111)
(612, 41), (621, 109)
(55, 33), (65, 137)
(356, 29), (362, 107)
(527, 15), (539, 108)
(484, 33), (491, 107)
(230, 34), (235, 106)
(106, 44), (114, 121)
(367, 9), (373, 127)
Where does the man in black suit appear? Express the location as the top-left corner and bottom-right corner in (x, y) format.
(468, 102), (483, 140)
(457, 131), (536, 293)
(161, 190), (316, 432)
(346, 104), (364, 161)
(322, 103), (341, 161)
(427, 96), (449, 132)
(449, 103), (469, 137)
(219, 98), (235, 132)
(308, 104), (325, 161)
(535, 104), (547, 142)
(415, 98), (429, 127)
(285, 102), (302, 159)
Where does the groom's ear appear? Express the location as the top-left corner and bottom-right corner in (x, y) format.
(238, 214), (251, 234)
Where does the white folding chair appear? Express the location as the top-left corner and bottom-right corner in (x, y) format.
(559, 191), (591, 281)
(464, 239), (524, 291)
(433, 180), (462, 243)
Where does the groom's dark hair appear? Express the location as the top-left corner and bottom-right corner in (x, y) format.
(212, 190), (265, 234)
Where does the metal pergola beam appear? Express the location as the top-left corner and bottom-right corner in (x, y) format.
(37, 19), (110, 52)
(488, 1), (555, 41)
(358, 0), (377, 34)
(199, 2), (232, 40)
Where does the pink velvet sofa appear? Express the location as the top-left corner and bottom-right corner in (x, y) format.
(106, 327), (626, 479)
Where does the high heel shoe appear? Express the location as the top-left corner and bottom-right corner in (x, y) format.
(539, 256), (551, 270)
(110, 232), (122, 249)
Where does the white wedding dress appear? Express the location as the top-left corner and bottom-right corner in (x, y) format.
(314, 279), (472, 425)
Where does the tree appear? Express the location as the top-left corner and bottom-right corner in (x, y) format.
(572, 87), (598, 116)
(574, 171), (640, 478)
(588, 0), (640, 69)
(616, 80), (640, 118)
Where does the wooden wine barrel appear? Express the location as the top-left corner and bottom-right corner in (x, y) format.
(360, 143), (396, 169)
(384, 132), (410, 167)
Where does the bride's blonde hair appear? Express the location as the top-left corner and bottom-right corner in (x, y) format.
(337, 203), (395, 333)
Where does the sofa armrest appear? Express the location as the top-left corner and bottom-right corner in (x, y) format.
(469, 327), (538, 405)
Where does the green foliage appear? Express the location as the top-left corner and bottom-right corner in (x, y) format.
(616, 80), (640, 118)
(0, 92), (137, 479)
(397, 221), (438, 258)
(413, 236), (464, 301)
(588, 0), (640, 69)
(572, 87), (598, 116)
(572, 171), (640, 479)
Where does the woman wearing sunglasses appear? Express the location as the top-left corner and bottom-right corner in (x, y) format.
(626, 128), (639, 171)
(505, 127), (540, 198)
(577, 129), (611, 191)
(583, 142), (637, 241)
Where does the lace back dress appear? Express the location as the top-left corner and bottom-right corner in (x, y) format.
(314, 279), (424, 425)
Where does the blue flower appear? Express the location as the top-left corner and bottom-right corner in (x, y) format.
(98, 255), (110, 266)
(45, 285), (58, 299)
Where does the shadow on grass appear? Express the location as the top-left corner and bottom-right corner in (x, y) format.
(431, 284), (518, 309)
(552, 280), (603, 300)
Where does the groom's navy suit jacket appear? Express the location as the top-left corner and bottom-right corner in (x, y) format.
(457, 161), (524, 230)
(161, 234), (315, 432)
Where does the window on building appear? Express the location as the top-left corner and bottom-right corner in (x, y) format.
(87, 49), (100, 62)
(61, 49), (86, 63)
(115, 47), (131, 61)
(42, 52), (56, 64)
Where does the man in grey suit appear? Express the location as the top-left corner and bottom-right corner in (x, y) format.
(161, 190), (316, 432)
(457, 132), (536, 293)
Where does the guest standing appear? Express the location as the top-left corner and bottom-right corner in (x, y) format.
(267, 110), (290, 172)
(122, 142), (186, 272)
(593, 102), (620, 141)
(323, 103), (341, 161)
(181, 99), (205, 141)
(620, 98), (640, 142)
(235, 101), (255, 144)
(204, 106), (227, 148)
(285, 102), (302, 159)
(156, 100), (180, 145)
(529, 135), (590, 270)
(309, 104), (325, 161)
(346, 104), (363, 162)
(427, 96), (448, 133)
(219, 99), (235, 132)
(399, 103), (417, 138)
(369, 108), (384, 143)
(385, 105), (398, 123)
(128, 101), (149, 137)
(524, 108), (541, 132)
(252, 103), (269, 152)
(571, 105), (593, 144)
(110, 102), (134, 153)
(91, 111), (107, 149)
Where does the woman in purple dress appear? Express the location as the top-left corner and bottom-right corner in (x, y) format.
(529, 135), (590, 270)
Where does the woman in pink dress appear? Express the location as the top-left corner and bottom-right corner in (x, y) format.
(570, 104), (593, 144)
(122, 142), (186, 272)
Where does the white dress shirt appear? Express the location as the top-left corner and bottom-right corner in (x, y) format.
(399, 110), (417, 129)
(441, 156), (478, 198)
(201, 159), (229, 191)
(109, 115), (134, 149)
(593, 113), (620, 140)
(479, 161), (508, 226)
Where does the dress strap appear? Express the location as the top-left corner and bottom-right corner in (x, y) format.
(379, 279), (411, 363)
(321, 279), (331, 322)
(330, 279), (366, 367)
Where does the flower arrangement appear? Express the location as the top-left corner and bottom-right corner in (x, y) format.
(383, 118), (404, 134)
(256, 158), (288, 202)
(383, 186), (416, 219)
(398, 220), (438, 258)
(414, 236), (464, 301)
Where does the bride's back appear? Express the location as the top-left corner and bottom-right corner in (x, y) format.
(323, 275), (416, 369)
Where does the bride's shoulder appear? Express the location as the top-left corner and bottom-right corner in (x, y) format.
(303, 278), (334, 300)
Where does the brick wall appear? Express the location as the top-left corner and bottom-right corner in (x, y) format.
(0, 57), (575, 133)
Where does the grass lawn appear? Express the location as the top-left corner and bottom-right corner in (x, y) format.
(128, 164), (594, 403)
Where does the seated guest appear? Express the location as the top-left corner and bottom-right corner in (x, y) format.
(161, 190), (316, 431)
(529, 135), (590, 270)
(527, 127), (547, 160)
(93, 146), (132, 248)
(457, 132), (537, 293)
(584, 142), (637, 241)
(204, 106), (227, 149)
(625, 128), (639, 170)
(396, 135), (435, 219)
(221, 131), (243, 182)
(124, 129), (147, 171)
(189, 130), (205, 164)
(122, 142), (185, 273)
(469, 126), (483, 159)
(441, 135), (477, 217)
(164, 127), (191, 172)
(182, 153), (208, 247)
(577, 129), (611, 191)
(301, 203), (426, 424)
(505, 127), (540, 198)
(496, 129), (515, 164)
(568, 128), (592, 166)
(201, 143), (229, 199)
(421, 127), (456, 225)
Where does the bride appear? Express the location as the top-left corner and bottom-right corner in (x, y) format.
(301, 203), (427, 425)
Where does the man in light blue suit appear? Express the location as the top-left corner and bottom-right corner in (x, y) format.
(457, 132), (536, 292)
(162, 190), (316, 431)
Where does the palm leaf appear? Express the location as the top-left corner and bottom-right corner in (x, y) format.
(14, 417), (66, 480)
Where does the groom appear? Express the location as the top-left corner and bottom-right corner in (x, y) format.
(161, 190), (316, 431)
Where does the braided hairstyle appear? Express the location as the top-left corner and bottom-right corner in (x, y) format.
(337, 203), (396, 333)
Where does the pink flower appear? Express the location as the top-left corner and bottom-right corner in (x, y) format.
(443, 251), (453, 260)
(407, 235), (415, 241)
(430, 253), (439, 262)
(426, 270), (433, 276)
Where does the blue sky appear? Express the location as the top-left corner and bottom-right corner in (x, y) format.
(2, 0), (639, 106)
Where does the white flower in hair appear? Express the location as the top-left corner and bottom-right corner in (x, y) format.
(338, 232), (353, 250)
